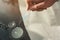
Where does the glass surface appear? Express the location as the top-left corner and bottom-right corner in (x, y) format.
(8, 21), (16, 28)
(11, 27), (23, 38)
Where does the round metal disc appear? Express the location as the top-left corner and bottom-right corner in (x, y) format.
(11, 27), (23, 39)
(8, 21), (16, 28)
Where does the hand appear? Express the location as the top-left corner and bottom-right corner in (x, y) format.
(26, 0), (57, 11)
(26, 0), (44, 10)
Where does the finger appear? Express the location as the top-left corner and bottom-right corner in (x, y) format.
(26, 0), (33, 10)
(36, 2), (46, 9)
(27, 5), (36, 10)
(30, 5), (47, 11)
(45, 0), (57, 8)
(29, 2), (45, 10)
(29, 4), (45, 11)
(32, 8), (46, 11)
(36, 8), (47, 11)
(30, 7), (44, 11)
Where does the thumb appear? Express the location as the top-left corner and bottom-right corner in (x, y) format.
(26, 0), (33, 10)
